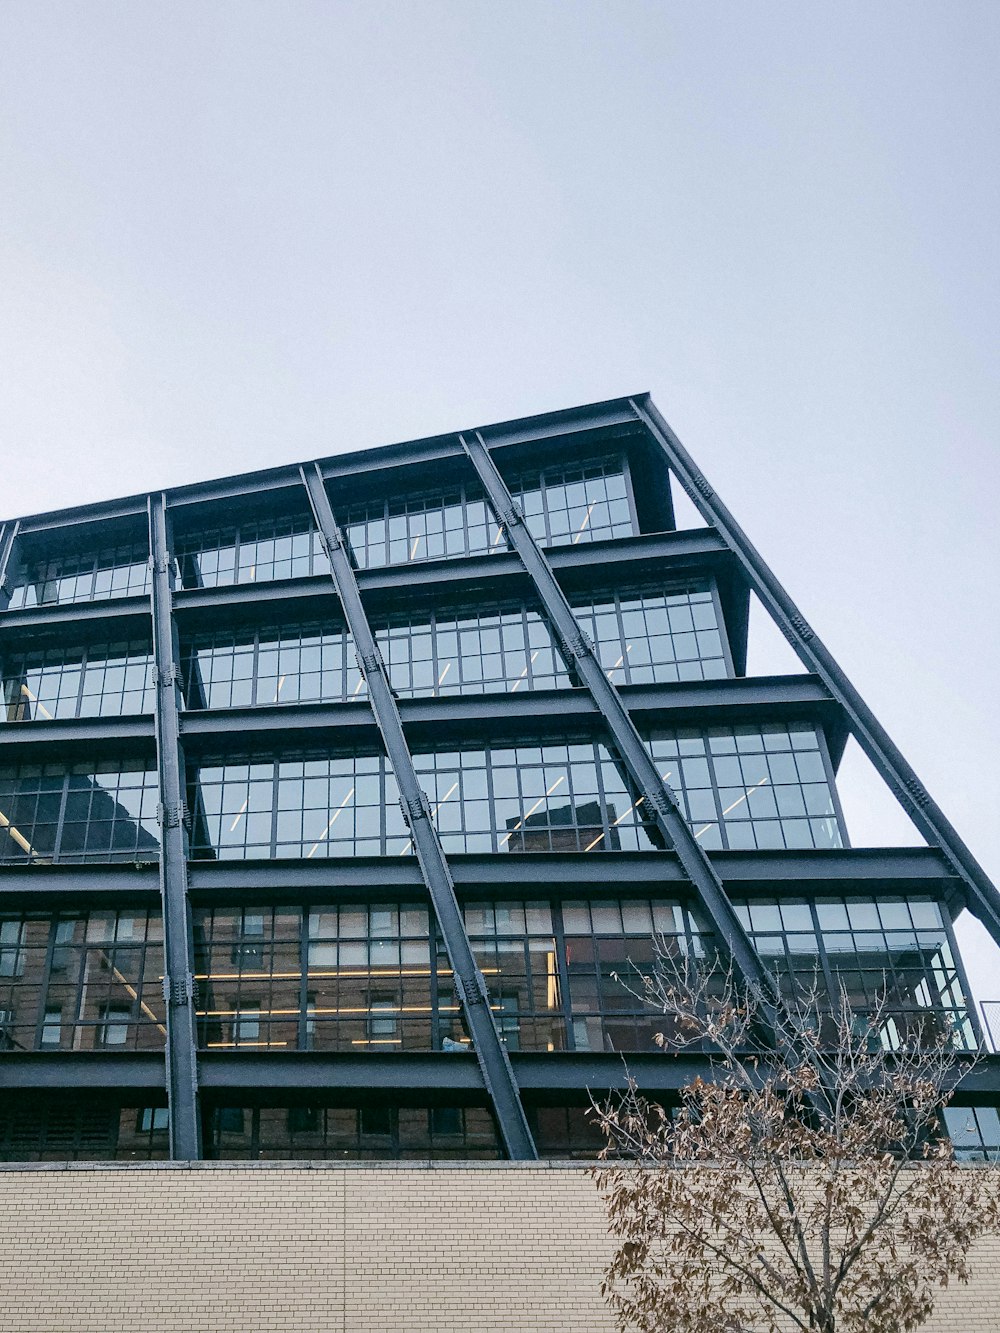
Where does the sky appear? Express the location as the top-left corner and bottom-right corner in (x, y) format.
(1, 3), (998, 1005)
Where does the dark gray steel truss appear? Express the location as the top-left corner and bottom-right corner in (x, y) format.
(0, 520), (18, 612)
(632, 394), (1000, 950)
(299, 462), (538, 1160)
(460, 430), (782, 1001)
(0, 393), (995, 1155)
(148, 494), (201, 1159)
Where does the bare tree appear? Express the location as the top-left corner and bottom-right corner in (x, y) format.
(592, 950), (1000, 1333)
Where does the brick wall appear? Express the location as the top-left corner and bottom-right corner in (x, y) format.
(0, 1162), (996, 1332)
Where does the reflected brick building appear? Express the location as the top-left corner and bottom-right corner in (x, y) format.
(0, 394), (998, 1162)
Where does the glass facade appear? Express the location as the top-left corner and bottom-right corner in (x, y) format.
(205, 1104), (500, 1160)
(2, 639), (156, 722)
(0, 909), (164, 1052)
(573, 581), (729, 685)
(647, 722), (842, 851)
(943, 1106), (1000, 1161)
(189, 754), (406, 860)
(341, 456), (635, 571)
(178, 580), (731, 711)
(0, 1100), (169, 1162)
(0, 761), (159, 865)
(174, 514), (325, 589)
(183, 622), (364, 710)
(511, 457), (634, 547)
(191, 898), (707, 1056)
(377, 605), (567, 697)
(2, 408), (990, 1167)
(185, 726), (841, 861)
(735, 895), (975, 1050)
(7, 543), (150, 609)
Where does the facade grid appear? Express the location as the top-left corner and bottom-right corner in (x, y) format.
(0, 394), (997, 1162)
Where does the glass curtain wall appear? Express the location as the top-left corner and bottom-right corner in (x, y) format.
(0, 909), (164, 1052)
(6, 544), (150, 609)
(0, 762), (159, 865)
(2, 640), (155, 722)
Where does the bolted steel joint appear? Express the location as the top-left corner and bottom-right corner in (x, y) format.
(563, 630), (595, 660)
(355, 648), (384, 678)
(162, 972), (196, 1007)
(157, 802), (190, 831)
(901, 776), (932, 809)
(399, 790), (431, 827)
(457, 972), (489, 1006)
(499, 501), (524, 530)
(789, 613), (814, 642)
(645, 789), (673, 816)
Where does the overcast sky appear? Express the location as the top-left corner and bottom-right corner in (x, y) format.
(2, 3), (998, 1006)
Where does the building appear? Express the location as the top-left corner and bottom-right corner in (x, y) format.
(0, 392), (998, 1167)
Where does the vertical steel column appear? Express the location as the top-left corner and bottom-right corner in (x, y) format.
(460, 432), (776, 998)
(632, 394), (1000, 946)
(299, 464), (537, 1161)
(0, 520), (19, 611)
(148, 494), (201, 1160)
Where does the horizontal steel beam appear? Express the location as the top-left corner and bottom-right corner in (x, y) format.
(0, 594), (150, 639)
(0, 849), (960, 907)
(198, 1052), (485, 1096)
(5, 395), (645, 534)
(0, 1053), (166, 1092)
(0, 675), (840, 757)
(3, 1049), (993, 1102)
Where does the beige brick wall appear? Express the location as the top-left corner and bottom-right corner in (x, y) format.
(0, 1162), (997, 1332)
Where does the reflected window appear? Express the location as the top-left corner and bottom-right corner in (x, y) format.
(174, 515), (323, 589)
(512, 458), (634, 547)
(7, 543), (150, 609)
(2, 640), (155, 723)
(183, 622), (364, 710)
(572, 581), (730, 684)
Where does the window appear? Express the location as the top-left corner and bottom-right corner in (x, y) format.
(190, 753), (406, 860)
(512, 457), (635, 547)
(0, 761), (159, 865)
(367, 995), (399, 1044)
(174, 514), (323, 588)
(99, 1007), (133, 1047)
(2, 640), (155, 723)
(234, 1002), (261, 1044)
(572, 581), (731, 684)
(0, 921), (25, 977)
(734, 896), (974, 1050)
(138, 1107), (169, 1133)
(646, 722), (843, 851)
(183, 622), (363, 711)
(376, 604), (567, 697)
(944, 1106), (1000, 1161)
(7, 543), (150, 609)
(40, 1008), (62, 1047)
(342, 484), (500, 570)
(0, 909), (164, 1053)
(359, 1105), (393, 1138)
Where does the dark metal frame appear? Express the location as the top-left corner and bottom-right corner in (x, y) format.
(299, 463), (536, 1159)
(631, 394), (1000, 947)
(147, 495), (200, 1159)
(0, 393), (995, 1159)
(460, 431), (782, 1001)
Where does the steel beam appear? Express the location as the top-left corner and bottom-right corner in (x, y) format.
(461, 431), (781, 1001)
(0, 520), (19, 612)
(299, 462), (538, 1160)
(148, 494), (202, 1160)
(632, 394), (1000, 947)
